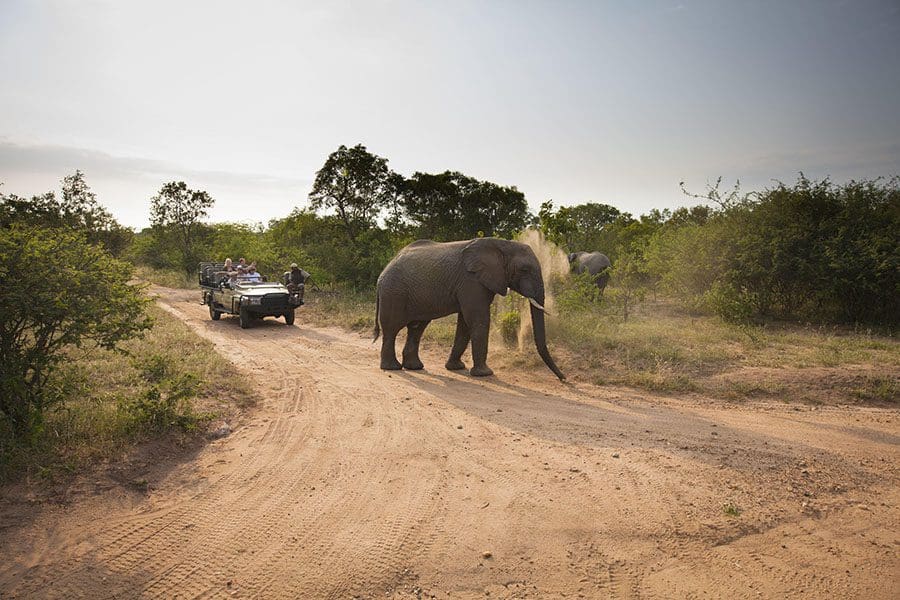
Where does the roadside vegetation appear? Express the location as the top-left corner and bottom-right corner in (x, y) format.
(2, 145), (897, 481)
(0, 176), (255, 484)
(0, 303), (255, 483)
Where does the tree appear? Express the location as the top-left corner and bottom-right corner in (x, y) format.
(309, 144), (398, 244)
(59, 170), (133, 255)
(1, 172), (133, 255)
(267, 208), (393, 288)
(149, 181), (214, 273)
(538, 201), (621, 251)
(402, 171), (529, 240)
(0, 226), (152, 439)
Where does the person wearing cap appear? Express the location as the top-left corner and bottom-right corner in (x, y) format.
(283, 263), (311, 303)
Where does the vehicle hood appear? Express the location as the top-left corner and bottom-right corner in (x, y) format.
(233, 283), (289, 296)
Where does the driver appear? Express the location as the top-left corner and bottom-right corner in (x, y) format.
(283, 263), (310, 303)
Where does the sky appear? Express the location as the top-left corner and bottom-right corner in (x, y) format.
(1, 0), (899, 229)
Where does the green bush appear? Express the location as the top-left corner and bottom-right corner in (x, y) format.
(121, 353), (204, 433)
(121, 376), (202, 434)
(704, 282), (755, 326)
(498, 310), (521, 346)
(720, 176), (899, 325)
(556, 272), (603, 315)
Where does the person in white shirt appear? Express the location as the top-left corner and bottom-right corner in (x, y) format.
(243, 264), (262, 282)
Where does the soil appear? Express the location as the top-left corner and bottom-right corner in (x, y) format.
(1, 286), (898, 599)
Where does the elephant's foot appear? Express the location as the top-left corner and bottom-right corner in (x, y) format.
(470, 365), (494, 377)
(380, 358), (402, 371)
(445, 358), (467, 371)
(402, 358), (424, 370)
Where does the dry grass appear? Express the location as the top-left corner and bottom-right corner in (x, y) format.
(134, 265), (196, 289)
(298, 289), (899, 404)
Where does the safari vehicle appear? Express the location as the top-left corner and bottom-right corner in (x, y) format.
(199, 262), (302, 329)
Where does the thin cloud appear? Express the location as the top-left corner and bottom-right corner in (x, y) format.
(0, 138), (311, 191)
(0, 139), (314, 227)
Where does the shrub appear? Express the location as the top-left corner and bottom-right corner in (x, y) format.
(121, 374), (202, 434)
(0, 226), (152, 441)
(705, 282), (755, 325)
(498, 310), (521, 346)
(556, 272), (603, 315)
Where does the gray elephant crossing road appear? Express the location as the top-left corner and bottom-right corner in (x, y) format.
(374, 238), (565, 381)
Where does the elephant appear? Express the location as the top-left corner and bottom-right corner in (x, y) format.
(568, 251), (612, 294)
(374, 238), (566, 381)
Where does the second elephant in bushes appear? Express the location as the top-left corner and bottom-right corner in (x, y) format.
(568, 251), (612, 294)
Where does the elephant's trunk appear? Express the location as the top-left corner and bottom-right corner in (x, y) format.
(529, 302), (566, 381)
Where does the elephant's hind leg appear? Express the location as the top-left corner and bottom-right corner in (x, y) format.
(380, 326), (402, 371)
(445, 313), (470, 371)
(402, 320), (430, 370)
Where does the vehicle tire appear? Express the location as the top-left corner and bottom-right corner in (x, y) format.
(284, 309), (295, 325)
(209, 304), (221, 321)
(239, 306), (251, 329)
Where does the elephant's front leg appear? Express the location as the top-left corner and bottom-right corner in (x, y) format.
(465, 307), (493, 377)
(402, 320), (430, 370)
(445, 313), (470, 371)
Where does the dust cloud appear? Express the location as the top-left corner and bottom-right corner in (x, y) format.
(514, 229), (570, 350)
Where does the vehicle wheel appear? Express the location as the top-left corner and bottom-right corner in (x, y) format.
(284, 309), (295, 325)
(239, 306), (251, 329)
(209, 304), (221, 321)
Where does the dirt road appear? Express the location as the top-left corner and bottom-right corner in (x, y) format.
(2, 287), (898, 599)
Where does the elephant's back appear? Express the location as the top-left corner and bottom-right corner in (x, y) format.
(398, 239), (467, 256)
(580, 252), (611, 272)
(592, 252), (612, 269)
(378, 241), (465, 317)
(379, 240), (465, 287)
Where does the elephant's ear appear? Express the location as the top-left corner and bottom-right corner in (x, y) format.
(463, 239), (508, 296)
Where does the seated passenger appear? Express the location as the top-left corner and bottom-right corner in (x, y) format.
(216, 258), (238, 285)
(243, 265), (262, 282)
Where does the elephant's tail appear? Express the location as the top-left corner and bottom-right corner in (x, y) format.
(372, 293), (381, 342)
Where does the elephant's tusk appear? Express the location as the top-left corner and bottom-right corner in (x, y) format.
(528, 297), (552, 315)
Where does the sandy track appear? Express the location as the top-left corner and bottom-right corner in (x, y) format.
(1, 287), (898, 599)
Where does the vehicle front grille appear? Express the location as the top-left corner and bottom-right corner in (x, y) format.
(261, 294), (290, 310)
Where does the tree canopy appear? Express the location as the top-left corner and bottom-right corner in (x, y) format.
(401, 171), (530, 240)
(0, 171), (133, 255)
(309, 144), (399, 244)
(538, 201), (621, 252)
